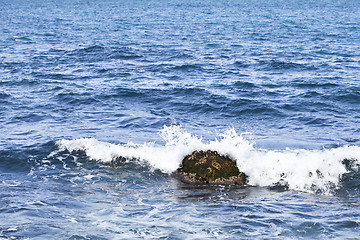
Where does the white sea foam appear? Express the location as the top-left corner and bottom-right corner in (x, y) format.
(56, 125), (360, 194)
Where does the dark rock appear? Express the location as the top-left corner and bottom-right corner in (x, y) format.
(176, 150), (248, 185)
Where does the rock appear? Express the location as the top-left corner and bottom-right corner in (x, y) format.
(176, 150), (247, 185)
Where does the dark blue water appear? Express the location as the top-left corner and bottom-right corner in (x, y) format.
(1, 0), (360, 239)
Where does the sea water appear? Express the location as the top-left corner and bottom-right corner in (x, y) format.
(0, 0), (359, 239)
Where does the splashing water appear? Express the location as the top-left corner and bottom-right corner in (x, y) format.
(56, 125), (360, 194)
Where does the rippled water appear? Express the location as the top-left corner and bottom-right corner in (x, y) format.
(1, 0), (360, 239)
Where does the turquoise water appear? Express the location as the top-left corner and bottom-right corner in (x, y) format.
(0, 0), (359, 239)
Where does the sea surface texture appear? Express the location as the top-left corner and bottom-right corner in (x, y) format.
(1, 0), (360, 239)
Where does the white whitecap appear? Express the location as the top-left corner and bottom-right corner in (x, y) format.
(56, 125), (360, 194)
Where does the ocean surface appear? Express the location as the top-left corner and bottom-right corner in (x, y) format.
(1, 0), (360, 239)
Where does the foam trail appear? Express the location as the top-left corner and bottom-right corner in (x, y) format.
(56, 125), (360, 194)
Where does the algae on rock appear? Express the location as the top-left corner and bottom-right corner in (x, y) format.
(176, 150), (248, 185)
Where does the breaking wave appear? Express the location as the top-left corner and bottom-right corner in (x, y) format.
(55, 125), (360, 194)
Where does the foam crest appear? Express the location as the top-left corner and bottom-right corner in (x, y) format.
(238, 146), (360, 193)
(56, 138), (185, 173)
(56, 125), (360, 194)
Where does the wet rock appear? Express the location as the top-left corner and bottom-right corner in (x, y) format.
(176, 150), (247, 185)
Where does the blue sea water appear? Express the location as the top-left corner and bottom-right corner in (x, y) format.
(1, 0), (360, 239)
